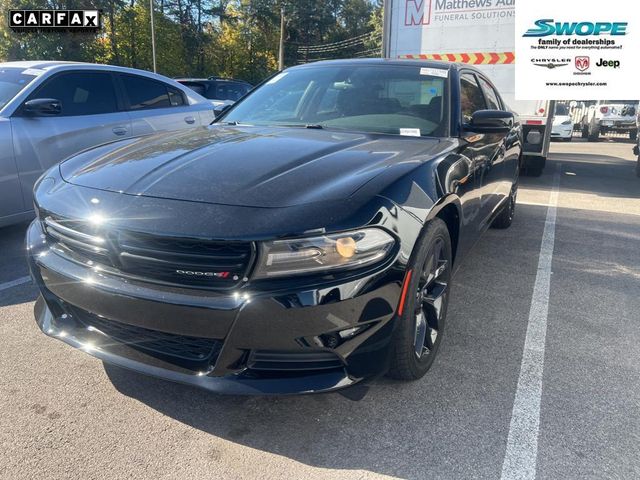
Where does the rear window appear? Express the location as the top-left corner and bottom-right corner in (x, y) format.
(213, 82), (251, 101)
(121, 74), (173, 110)
(179, 81), (207, 97)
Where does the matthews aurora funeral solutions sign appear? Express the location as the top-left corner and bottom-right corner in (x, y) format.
(516, 0), (638, 100)
(9, 9), (101, 32)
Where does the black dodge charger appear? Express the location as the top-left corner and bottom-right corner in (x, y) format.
(27, 59), (522, 395)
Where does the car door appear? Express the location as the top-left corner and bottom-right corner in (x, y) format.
(10, 70), (131, 208)
(458, 71), (505, 229)
(117, 73), (203, 135)
(477, 74), (511, 210)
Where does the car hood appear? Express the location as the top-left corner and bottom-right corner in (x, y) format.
(60, 125), (446, 208)
(552, 115), (571, 126)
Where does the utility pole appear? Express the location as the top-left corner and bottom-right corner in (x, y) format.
(150, 0), (157, 72)
(278, 4), (285, 70)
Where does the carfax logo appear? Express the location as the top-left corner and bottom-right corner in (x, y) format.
(523, 19), (628, 37)
(9, 10), (101, 31)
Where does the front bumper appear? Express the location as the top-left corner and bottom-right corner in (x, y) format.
(598, 119), (636, 132)
(551, 125), (573, 139)
(27, 220), (403, 395)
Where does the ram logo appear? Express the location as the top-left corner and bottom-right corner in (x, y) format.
(575, 56), (590, 72)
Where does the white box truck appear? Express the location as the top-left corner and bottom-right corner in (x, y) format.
(382, 0), (553, 175)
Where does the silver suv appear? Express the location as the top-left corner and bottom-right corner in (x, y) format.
(0, 61), (215, 227)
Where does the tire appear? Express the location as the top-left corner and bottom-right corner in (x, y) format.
(581, 124), (589, 139)
(492, 181), (518, 229)
(387, 218), (452, 381)
(630, 130), (637, 142)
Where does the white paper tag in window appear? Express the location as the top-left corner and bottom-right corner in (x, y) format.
(400, 128), (421, 137)
(420, 67), (448, 78)
(266, 72), (288, 84)
(22, 68), (46, 76)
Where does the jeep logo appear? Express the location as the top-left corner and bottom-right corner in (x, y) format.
(595, 58), (621, 68)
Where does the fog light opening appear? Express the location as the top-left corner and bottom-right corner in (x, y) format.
(321, 333), (341, 349)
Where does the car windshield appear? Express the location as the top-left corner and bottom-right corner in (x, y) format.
(555, 104), (569, 115)
(223, 64), (449, 137)
(0, 67), (40, 109)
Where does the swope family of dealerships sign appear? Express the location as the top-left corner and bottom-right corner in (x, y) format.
(405, 0), (515, 26)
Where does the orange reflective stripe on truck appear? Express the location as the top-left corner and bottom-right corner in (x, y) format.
(400, 52), (515, 65)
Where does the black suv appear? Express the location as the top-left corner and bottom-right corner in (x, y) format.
(176, 77), (252, 105)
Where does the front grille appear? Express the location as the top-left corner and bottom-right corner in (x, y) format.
(247, 350), (344, 372)
(44, 216), (110, 264)
(75, 311), (223, 362)
(118, 231), (253, 288)
(43, 215), (254, 289)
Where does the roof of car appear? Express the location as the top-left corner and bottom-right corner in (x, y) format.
(290, 57), (469, 72)
(0, 60), (81, 69)
(0, 60), (192, 83)
(176, 77), (251, 85)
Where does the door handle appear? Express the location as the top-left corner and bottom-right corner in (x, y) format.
(112, 126), (128, 136)
(184, 116), (196, 125)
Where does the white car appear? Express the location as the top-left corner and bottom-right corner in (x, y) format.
(0, 61), (215, 227)
(551, 103), (573, 142)
(580, 100), (638, 142)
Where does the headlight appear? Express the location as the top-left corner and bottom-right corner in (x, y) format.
(253, 228), (395, 279)
(561, 120), (572, 125)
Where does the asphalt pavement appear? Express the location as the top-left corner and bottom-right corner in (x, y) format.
(0, 137), (638, 479)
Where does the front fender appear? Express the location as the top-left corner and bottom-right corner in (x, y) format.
(376, 152), (468, 264)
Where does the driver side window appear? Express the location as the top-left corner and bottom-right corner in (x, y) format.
(460, 73), (486, 123)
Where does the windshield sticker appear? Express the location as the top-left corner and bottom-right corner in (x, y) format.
(420, 67), (448, 78)
(400, 128), (421, 137)
(21, 68), (46, 76)
(266, 72), (288, 84)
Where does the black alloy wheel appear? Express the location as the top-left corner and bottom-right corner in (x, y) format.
(388, 218), (452, 381)
(492, 181), (518, 229)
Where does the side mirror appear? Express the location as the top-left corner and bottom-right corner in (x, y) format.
(22, 98), (62, 116)
(213, 104), (231, 117)
(465, 109), (514, 133)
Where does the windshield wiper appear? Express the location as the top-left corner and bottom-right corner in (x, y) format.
(271, 123), (325, 129)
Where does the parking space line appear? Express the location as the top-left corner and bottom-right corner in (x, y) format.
(500, 164), (561, 480)
(0, 276), (32, 292)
